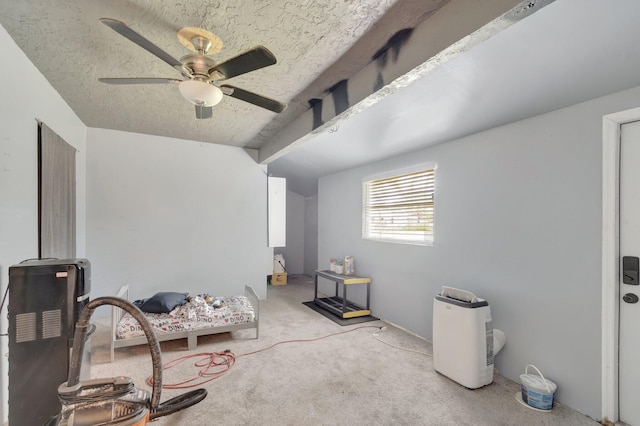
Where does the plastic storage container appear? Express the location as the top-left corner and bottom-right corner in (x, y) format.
(520, 365), (557, 410)
(274, 254), (285, 273)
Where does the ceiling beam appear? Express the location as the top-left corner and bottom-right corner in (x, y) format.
(258, 0), (555, 165)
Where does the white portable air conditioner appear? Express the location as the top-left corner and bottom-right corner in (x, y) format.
(433, 286), (505, 389)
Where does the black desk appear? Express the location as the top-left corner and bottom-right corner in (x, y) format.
(314, 269), (371, 318)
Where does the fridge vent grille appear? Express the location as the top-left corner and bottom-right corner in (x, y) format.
(42, 310), (62, 339)
(15, 312), (36, 343)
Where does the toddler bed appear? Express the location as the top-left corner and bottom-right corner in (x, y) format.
(109, 284), (259, 362)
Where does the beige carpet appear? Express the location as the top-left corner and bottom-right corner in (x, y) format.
(91, 275), (598, 425)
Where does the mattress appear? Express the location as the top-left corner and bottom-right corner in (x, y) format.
(116, 294), (255, 340)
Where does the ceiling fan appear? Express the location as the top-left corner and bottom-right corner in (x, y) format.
(98, 18), (287, 119)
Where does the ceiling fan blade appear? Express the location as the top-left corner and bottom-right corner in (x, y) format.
(220, 85), (286, 113)
(99, 78), (181, 85)
(100, 18), (185, 71)
(195, 105), (213, 119)
(211, 46), (276, 80)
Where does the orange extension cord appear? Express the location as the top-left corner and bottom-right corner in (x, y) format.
(147, 325), (381, 389)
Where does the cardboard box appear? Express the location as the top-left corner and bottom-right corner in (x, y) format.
(272, 272), (287, 285)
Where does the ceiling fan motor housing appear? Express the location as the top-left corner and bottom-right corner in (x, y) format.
(180, 53), (218, 80)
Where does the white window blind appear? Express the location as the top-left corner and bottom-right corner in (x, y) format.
(362, 167), (434, 245)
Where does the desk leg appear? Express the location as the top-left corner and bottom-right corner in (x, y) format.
(366, 283), (371, 310)
(314, 274), (319, 300)
(343, 285), (348, 317)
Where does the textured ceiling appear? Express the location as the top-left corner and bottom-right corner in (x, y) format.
(9, 0), (626, 199)
(0, 0), (449, 149)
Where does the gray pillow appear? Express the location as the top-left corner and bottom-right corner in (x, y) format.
(139, 292), (188, 313)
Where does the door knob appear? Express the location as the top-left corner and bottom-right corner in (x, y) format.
(623, 293), (639, 304)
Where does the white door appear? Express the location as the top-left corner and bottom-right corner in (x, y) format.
(619, 119), (640, 425)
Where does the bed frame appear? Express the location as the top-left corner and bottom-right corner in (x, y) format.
(109, 284), (260, 362)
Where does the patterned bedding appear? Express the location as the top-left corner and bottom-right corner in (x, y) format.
(116, 294), (256, 340)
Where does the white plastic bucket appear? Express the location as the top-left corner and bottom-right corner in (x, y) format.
(519, 365), (557, 410)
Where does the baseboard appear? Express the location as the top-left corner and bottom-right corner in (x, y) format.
(379, 319), (432, 344)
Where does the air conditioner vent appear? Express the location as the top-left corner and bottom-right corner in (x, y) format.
(42, 309), (62, 339)
(15, 312), (36, 343)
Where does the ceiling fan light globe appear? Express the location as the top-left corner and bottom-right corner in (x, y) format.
(178, 80), (223, 107)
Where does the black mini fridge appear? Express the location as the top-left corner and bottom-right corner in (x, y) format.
(8, 258), (91, 426)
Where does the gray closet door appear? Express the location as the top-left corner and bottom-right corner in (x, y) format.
(39, 122), (76, 259)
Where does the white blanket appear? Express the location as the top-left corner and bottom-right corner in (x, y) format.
(116, 295), (255, 339)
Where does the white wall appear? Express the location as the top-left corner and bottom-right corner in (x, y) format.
(275, 190), (305, 274)
(304, 195), (319, 276)
(273, 190), (318, 277)
(86, 128), (272, 301)
(0, 23), (87, 425)
(273, 191), (318, 277)
(318, 85), (640, 420)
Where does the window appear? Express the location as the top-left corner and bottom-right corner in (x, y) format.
(362, 165), (435, 245)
